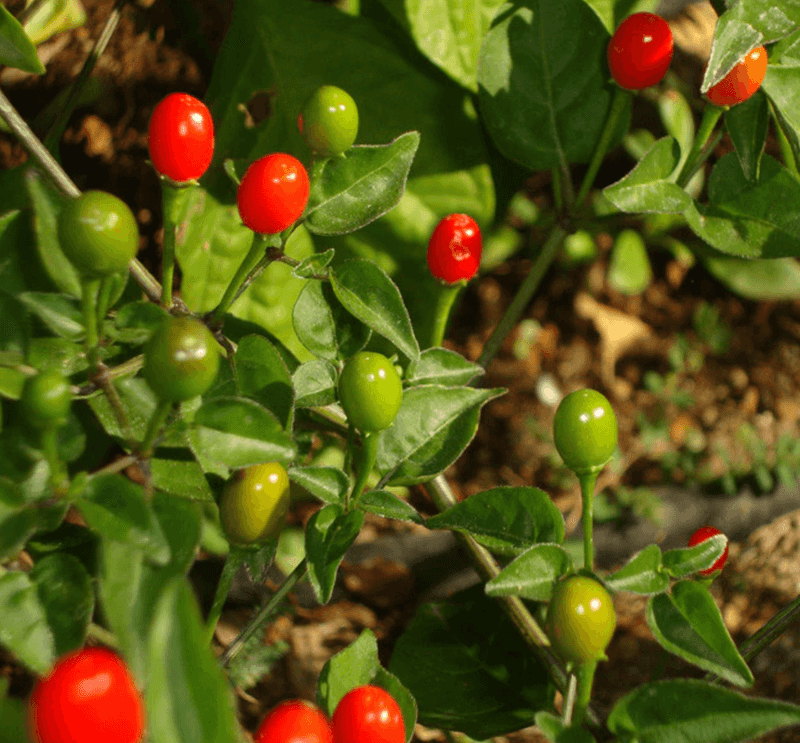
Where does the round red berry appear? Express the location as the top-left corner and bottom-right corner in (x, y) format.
(705, 46), (767, 107)
(237, 153), (310, 235)
(148, 93), (214, 182)
(427, 213), (482, 284)
(28, 647), (145, 743)
(607, 12), (673, 90)
(332, 685), (405, 743)
(688, 525), (728, 576)
(255, 699), (333, 743)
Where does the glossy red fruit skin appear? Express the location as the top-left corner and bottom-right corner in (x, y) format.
(255, 699), (333, 743)
(705, 46), (767, 107)
(332, 685), (405, 743)
(237, 153), (310, 235)
(427, 213), (482, 284)
(688, 525), (729, 576)
(148, 93), (214, 182)
(607, 12), (673, 90)
(28, 647), (145, 743)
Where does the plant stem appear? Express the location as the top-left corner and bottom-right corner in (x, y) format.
(205, 552), (241, 645)
(227, 244), (284, 309)
(0, 89), (80, 197)
(208, 233), (270, 326)
(40, 426), (67, 492)
(81, 277), (101, 372)
(218, 557), (308, 668)
(574, 87), (630, 209)
(348, 431), (379, 509)
(677, 104), (724, 188)
(95, 275), (115, 339)
(87, 622), (120, 649)
(562, 672), (577, 725)
(572, 659), (599, 727)
(160, 182), (191, 308)
(579, 471), (599, 572)
(139, 399), (173, 458)
(428, 282), (462, 348)
(476, 225), (566, 370)
(43, 0), (126, 155)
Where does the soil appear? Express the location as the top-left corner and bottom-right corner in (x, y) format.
(3, 1), (800, 741)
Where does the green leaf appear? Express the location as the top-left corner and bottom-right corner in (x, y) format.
(233, 334), (294, 429)
(114, 300), (169, 345)
(30, 553), (93, 656)
(0, 693), (26, 743)
(292, 359), (338, 409)
(603, 137), (692, 214)
(359, 490), (423, 524)
(399, 0), (506, 90)
(609, 679), (800, 743)
(25, 168), (82, 297)
(662, 533), (727, 579)
(683, 154), (800, 258)
(703, 3), (800, 92)
(22, 0), (86, 47)
(317, 628), (380, 716)
(150, 451), (215, 502)
(478, 0), (630, 170)
(377, 385), (504, 483)
(189, 397), (296, 478)
(578, 0), (658, 35)
(0, 293), (29, 357)
(0, 571), (54, 674)
(146, 579), (242, 743)
(647, 580), (753, 687)
(305, 133), (420, 235)
(657, 88), (694, 177)
(205, 0), (485, 180)
(383, 401), (485, 486)
(725, 91), (769, 181)
(0, 3), (46, 73)
(405, 348), (483, 386)
(292, 248), (334, 279)
(703, 254), (800, 300)
(426, 486), (564, 555)
(485, 543), (573, 601)
(292, 280), (371, 361)
(605, 544), (669, 595)
(78, 474), (171, 565)
(18, 292), (84, 341)
(763, 32), (800, 168)
(288, 465), (349, 505)
(331, 259), (419, 360)
(389, 585), (554, 738)
(607, 229), (652, 295)
(305, 504), (364, 604)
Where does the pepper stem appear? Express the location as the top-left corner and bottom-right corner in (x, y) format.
(570, 659), (599, 727)
(348, 430), (379, 510)
(139, 399), (173, 459)
(81, 277), (101, 372)
(208, 233), (274, 326)
(578, 470), (599, 572)
(677, 104), (724, 188)
(428, 282), (462, 348)
(574, 87), (630, 209)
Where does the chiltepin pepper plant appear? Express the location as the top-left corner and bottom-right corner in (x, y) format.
(3, 0), (800, 742)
